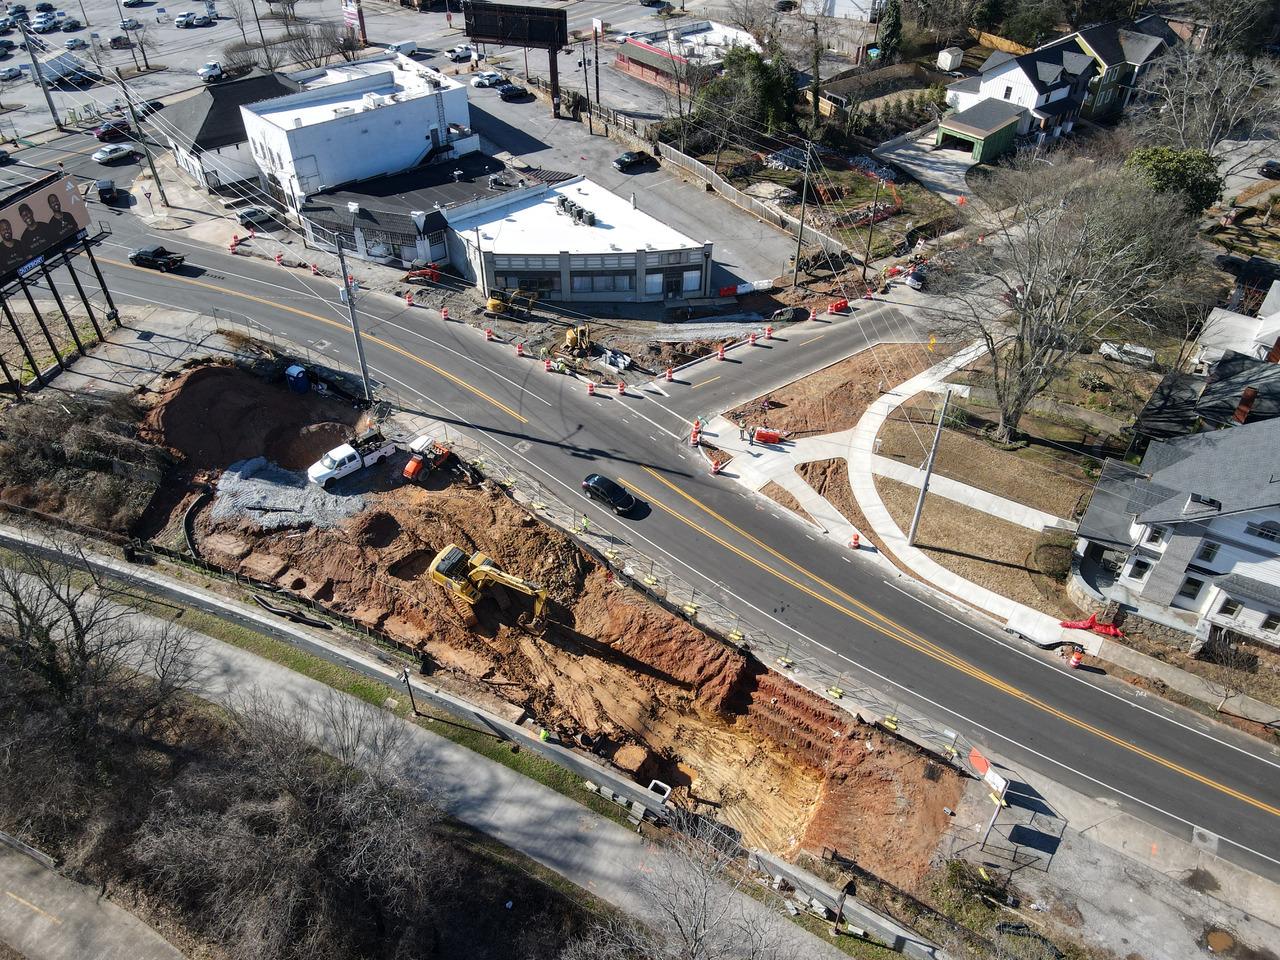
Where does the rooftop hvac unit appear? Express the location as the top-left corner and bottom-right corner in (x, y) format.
(556, 195), (569, 211)
(332, 106), (356, 118)
(584, 211), (596, 226)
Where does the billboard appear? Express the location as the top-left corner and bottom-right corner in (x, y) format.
(462, 1), (568, 49)
(0, 175), (91, 288)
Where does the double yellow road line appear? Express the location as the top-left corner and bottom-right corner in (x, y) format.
(631, 467), (1280, 819)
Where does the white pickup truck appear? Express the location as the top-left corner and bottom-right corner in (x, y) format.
(307, 429), (397, 489)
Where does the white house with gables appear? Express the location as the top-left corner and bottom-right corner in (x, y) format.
(1074, 418), (1280, 649)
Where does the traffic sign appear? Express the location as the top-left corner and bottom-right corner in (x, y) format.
(144, 191), (152, 200)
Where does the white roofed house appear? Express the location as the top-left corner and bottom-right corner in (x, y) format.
(943, 39), (1097, 149)
(1074, 419), (1280, 651)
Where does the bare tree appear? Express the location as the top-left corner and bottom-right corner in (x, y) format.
(130, 690), (455, 960)
(223, 0), (252, 43)
(284, 21), (358, 67)
(1132, 49), (1280, 175)
(1188, 0), (1278, 54)
(903, 0), (976, 45)
(0, 541), (199, 745)
(725, 0), (778, 45)
(562, 810), (782, 960)
(928, 156), (1203, 442)
(1196, 628), (1260, 716)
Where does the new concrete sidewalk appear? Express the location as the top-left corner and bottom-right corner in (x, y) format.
(0, 844), (182, 960)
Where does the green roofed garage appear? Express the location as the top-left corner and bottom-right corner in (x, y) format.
(935, 99), (1026, 163)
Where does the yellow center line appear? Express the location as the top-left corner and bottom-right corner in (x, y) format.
(800, 334), (826, 345)
(4, 891), (61, 924)
(104, 258), (528, 424)
(627, 467), (1280, 819)
(690, 375), (720, 390)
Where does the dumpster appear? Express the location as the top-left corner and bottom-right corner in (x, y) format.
(285, 364), (310, 394)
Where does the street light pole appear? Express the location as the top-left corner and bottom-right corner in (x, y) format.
(907, 389), (951, 545)
(791, 142), (812, 289)
(401, 668), (420, 715)
(116, 69), (168, 206)
(337, 204), (374, 403)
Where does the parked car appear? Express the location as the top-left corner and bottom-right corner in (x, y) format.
(0, 39), (14, 49)
(31, 17), (59, 33)
(612, 150), (652, 172)
(34, 2), (54, 11)
(497, 83), (527, 101)
(93, 119), (131, 141)
(904, 268), (926, 291)
(119, 17), (140, 29)
(64, 36), (85, 48)
(108, 34), (131, 48)
(1261, 160), (1280, 179)
(638, 0), (664, 6)
(582, 474), (637, 515)
(0, 66), (20, 81)
(122, 0), (145, 6)
(446, 44), (473, 61)
(128, 245), (185, 271)
(61, 17), (80, 30)
(91, 143), (134, 163)
(197, 60), (223, 81)
(470, 70), (503, 87)
(96, 178), (118, 202)
(8, 4), (28, 13)
(191, 14), (211, 26)
(174, 11), (194, 27)
(0, 149), (9, 164)
(307, 429), (396, 489)
(236, 206), (274, 226)
(137, 98), (163, 117)
(774, 0), (796, 9)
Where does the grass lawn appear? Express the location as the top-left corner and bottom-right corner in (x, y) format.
(875, 477), (1082, 619)
(876, 418), (1094, 520)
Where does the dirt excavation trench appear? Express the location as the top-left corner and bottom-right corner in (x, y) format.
(140, 363), (962, 887)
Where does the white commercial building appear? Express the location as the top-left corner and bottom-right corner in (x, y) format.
(446, 177), (713, 303)
(240, 53), (478, 213)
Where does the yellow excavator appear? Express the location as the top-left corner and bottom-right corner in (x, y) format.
(427, 543), (549, 625)
(563, 323), (592, 357)
(485, 288), (539, 319)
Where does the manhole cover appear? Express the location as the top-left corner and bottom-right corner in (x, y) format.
(136, 330), (154, 341)
(1206, 929), (1234, 953)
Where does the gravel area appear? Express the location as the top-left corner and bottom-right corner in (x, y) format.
(210, 457), (368, 530)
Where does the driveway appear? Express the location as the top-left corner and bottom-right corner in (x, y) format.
(876, 134), (978, 206)
(1217, 139), (1280, 202)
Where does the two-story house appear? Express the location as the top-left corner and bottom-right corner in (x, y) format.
(1074, 418), (1280, 649)
(937, 39), (1096, 160)
(1069, 17), (1170, 120)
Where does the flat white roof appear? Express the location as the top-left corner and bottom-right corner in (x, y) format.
(449, 179), (703, 256)
(637, 20), (760, 60)
(253, 55), (461, 130)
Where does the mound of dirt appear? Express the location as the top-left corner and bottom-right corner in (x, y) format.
(141, 364), (363, 472)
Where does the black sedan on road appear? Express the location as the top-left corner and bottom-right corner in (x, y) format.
(613, 150), (653, 172)
(128, 245), (185, 271)
(1261, 160), (1280, 179)
(582, 474), (637, 515)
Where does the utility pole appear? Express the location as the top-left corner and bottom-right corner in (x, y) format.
(593, 22), (601, 119)
(335, 227), (374, 403)
(78, 0), (91, 26)
(473, 225), (488, 298)
(907, 389), (951, 545)
(401, 668), (420, 715)
(791, 142), (812, 289)
(810, 17), (820, 130)
(18, 22), (65, 132)
(861, 177), (884, 285)
(579, 37), (592, 135)
(248, 0), (270, 53)
(116, 70), (167, 206)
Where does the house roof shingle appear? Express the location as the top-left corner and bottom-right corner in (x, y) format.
(1217, 574), (1280, 608)
(940, 98), (1026, 137)
(163, 73), (299, 152)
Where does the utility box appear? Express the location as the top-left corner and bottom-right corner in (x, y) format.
(937, 47), (964, 71)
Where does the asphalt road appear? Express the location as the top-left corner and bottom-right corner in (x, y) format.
(9, 134), (1280, 886)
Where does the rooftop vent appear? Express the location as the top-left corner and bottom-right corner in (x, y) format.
(1185, 493), (1222, 513)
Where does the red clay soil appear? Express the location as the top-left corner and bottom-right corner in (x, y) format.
(144, 363), (959, 882)
(139, 363), (365, 472)
(728, 342), (957, 438)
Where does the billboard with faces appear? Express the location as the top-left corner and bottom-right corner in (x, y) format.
(0, 175), (91, 287)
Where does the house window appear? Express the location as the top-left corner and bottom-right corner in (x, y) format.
(1264, 612), (1280, 632)
(1218, 597), (1241, 618)
(1127, 558), (1151, 581)
(1003, 85), (1013, 100)
(1246, 521), (1280, 543)
(1145, 525), (1167, 545)
(1177, 577), (1205, 601)
(427, 230), (445, 246)
(1196, 541), (1220, 563)
(682, 268), (702, 293)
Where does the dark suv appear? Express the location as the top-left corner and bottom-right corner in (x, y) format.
(582, 474), (637, 515)
(128, 245), (185, 271)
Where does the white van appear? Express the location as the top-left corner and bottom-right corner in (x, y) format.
(386, 40), (418, 57)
